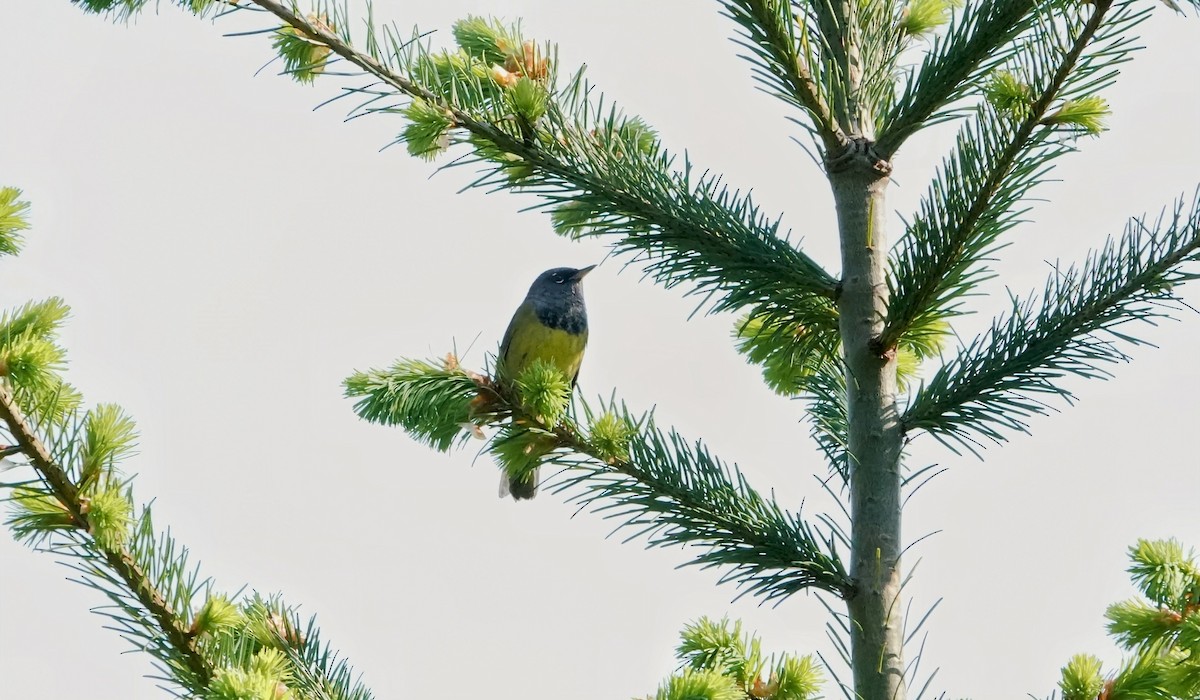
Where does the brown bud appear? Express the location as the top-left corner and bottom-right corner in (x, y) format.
(1099, 678), (1115, 700)
(750, 676), (780, 699)
(504, 40), (549, 80)
(490, 65), (520, 88)
(267, 612), (306, 647)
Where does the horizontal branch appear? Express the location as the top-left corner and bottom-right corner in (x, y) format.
(76, 1), (840, 330)
(243, 0), (839, 315)
(549, 410), (852, 601)
(346, 358), (854, 600)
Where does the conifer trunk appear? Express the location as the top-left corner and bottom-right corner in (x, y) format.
(831, 154), (907, 700)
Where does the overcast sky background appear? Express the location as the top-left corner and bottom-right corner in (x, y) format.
(2, 2), (1199, 698)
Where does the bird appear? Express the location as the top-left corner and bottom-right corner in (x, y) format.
(495, 265), (595, 500)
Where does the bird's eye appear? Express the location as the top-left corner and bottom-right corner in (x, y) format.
(555, 277), (565, 284)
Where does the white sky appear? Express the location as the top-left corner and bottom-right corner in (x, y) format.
(2, 2), (1199, 699)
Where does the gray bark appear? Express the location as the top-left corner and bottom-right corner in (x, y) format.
(832, 148), (906, 700)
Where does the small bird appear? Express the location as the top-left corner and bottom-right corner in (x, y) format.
(496, 265), (595, 500)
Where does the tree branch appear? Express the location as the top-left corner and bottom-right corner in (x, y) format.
(874, 0), (1041, 156)
(881, 0), (1134, 351)
(245, 0), (839, 313)
(904, 195), (1200, 450)
(548, 414), (853, 601)
(717, 0), (848, 153)
(346, 360), (854, 601)
(0, 384), (213, 686)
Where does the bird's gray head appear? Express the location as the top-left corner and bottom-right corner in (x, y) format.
(525, 265), (596, 333)
(527, 265), (595, 300)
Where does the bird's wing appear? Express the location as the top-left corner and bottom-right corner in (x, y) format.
(497, 300), (535, 381)
(570, 327), (588, 388)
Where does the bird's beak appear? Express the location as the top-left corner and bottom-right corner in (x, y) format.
(571, 265), (597, 281)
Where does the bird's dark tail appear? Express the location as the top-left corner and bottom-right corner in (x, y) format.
(500, 468), (540, 500)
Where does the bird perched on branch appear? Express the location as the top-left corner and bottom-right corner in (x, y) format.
(496, 265), (595, 500)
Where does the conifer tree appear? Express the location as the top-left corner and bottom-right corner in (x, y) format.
(4, 1), (1200, 699)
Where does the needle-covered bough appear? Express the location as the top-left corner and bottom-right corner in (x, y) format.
(12, 0), (1200, 698)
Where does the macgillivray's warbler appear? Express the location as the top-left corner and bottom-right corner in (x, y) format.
(496, 265), (596, 500)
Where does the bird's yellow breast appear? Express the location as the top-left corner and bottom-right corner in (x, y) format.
(500, 303), (588, 385)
